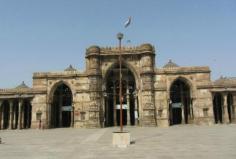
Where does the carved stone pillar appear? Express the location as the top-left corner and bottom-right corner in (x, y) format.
(70, 105), (74, 128)
(22, 104), (25, 129)
(134, 95), (139, 125)
(190, 98), (195, 119)
(27, 101), (31, 128)
(1, 102), (4, 129)
(0, 100), (2, 130)
(181, 104), (185, 124)
(17, 99), (23, 129)
(113, 84), (117, 126)
(126, 86), (130, 126)
(232, 93), (236, 123)
(168, 99), (173, 125)
(9, 100), (14, 129)
(59, 92), (63, 127)
(47, 102), (52, 128)
(105, 96), (109, 127)
(13, 103), (17, 129)
(223, 93), (230, 124)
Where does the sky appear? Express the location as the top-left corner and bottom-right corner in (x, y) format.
(0, 0), (236, 88)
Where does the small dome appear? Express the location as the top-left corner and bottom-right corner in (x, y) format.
(15, 81), (29, 89)
(163, 59), (179, 68)
(86, 45), (100, 54)
(64, 64), (76, 71)
(140, 43), (153, 51)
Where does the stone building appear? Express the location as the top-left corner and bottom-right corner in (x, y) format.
(0, 43), (235, 130)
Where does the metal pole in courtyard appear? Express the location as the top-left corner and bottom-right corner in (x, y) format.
(117, 32), (124, 132)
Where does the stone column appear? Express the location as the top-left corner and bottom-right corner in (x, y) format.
(113, 85), (117, 126)
(102, 94), (108, 127)
(1, 102), (4, 129)
(134, 95), (138, 125)
(14, 103), (18, 129)
(181, 104), (185, 124)
(22, 104), (25, 129)
(12, 104), (15, 129)
(190, 98), (195, 119)
(9, 100), (14, 129)
(168, 99), (172, 125)
(48, 102), (52, 128)
(105, 97), (109, 126)
(0, 100), (2, 130)
(232, 93), (236, 123)
(70, 105), (74, 128)
(223, 93), (230, 124)
(101, 95), (105, 128)
(27, 101), (31, 128)
(126, 87), (130, 126)
(180, 85), (185, 124)
(59, 92), (63, 127)
(17, 99), (23, 129)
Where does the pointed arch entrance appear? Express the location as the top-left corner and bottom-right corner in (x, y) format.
(169, 79), (192, 125)
(50, 83), (73, 128)
(104, 63), (138, 127)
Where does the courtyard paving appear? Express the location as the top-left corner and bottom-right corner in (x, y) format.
(0, 124), (236, 159)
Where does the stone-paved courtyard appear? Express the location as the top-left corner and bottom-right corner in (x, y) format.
(0, 124), (236, 159)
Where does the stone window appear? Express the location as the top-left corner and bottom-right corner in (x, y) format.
(203, 108), (209, 117)
(80, 112), (86, 121)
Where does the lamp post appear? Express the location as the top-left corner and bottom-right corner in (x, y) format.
(112, 32), (130, 148)
(117, 32), (124, 132)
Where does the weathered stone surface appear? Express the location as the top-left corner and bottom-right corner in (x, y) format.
(0, 43), (236, 129)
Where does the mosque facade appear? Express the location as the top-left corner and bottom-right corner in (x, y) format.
(0, 43), (235, 130)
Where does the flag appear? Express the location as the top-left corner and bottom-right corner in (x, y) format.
(124, 16), (131, 28)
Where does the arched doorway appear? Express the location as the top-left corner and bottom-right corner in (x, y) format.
(213, 93), (223, 124)
(169, 79), (191, 125)
(2, 100), (10, 129)
(104, 64), (137, 127)
(50, 83), (73, 128)
(227, 93), (234, 123)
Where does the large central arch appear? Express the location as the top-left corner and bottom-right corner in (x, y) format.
(50, 83), (73, 128)
(104, 63), (138, 127)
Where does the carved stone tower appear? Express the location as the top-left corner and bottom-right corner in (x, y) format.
(139, 44), (156, 126)
(86, 46), (102, 127)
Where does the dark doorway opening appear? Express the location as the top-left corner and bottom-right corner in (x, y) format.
(213, 93), (223, 124)
(51, 83), (72, 128)
(2, 100), (10, 129)
(22, 100), (32, 129)
(104, 64), (137, 127)
(169, 79), (191, 125)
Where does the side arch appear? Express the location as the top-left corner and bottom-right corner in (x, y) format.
(48, 81), (74, 128)
(168, 76), (195, 98)
(48, 80), (75, 104)
(168, 76), (193, 125)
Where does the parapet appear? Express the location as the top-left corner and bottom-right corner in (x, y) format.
(98, 43), (155, 55)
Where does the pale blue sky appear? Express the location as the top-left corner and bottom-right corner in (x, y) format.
(0, 0), (235, 88)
